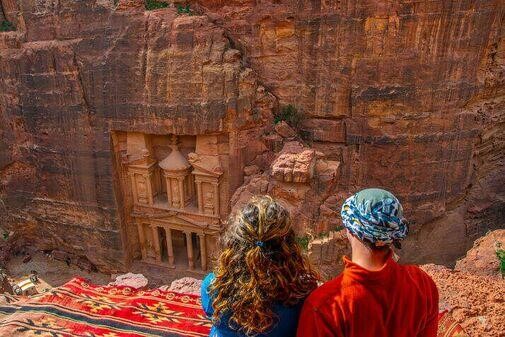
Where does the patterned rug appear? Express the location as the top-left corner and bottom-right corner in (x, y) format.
(0, 277), (212, 337)
(438, 311), (470, 337)
(0, 277), (468, 337)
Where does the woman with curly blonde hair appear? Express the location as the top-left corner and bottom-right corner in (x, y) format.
(201, 195), (319, 337)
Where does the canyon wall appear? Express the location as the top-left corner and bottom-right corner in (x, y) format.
(0, 0), (275, 271)
(196, 0), (505, 265)
(0, 0), (503, 272)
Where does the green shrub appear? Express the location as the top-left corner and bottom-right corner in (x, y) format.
(296, 236), (310, 252)
(496, 243), (505, 278)
(274, 104), (303, 128)
(0, 21), (15, 32)
(145, 0), (169, 10)
(176, 4), (193, 15)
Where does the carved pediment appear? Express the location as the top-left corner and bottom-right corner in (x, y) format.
(133, 210), (217, 229)
(132, 210), (178, 219)
(127, 152), (156, 170)
(188, 153), (223, 177)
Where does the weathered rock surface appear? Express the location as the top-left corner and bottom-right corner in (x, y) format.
(422, 264), (505, 337)
(109, 272), (148, 289)
(0, 1), (275, 272)
(194, 0), (505, 265)
(0, 0), (504, 273)
(271, 144), (316, 183)
(455, 229), (504, 279)
(162, 276), (202, 295)
(231, 139), (340, 234)
(307, 230), (350, 279)
(274, 121), (297, 139)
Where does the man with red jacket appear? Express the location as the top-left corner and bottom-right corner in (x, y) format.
(297, 188), (439, 337)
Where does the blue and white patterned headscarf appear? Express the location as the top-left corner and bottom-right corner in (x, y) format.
(341, 188), (408, 247)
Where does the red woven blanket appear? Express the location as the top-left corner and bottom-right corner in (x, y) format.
(0, 277), (467, 337)
(438, 311), (470, 337)
(0, 277), (211, 336)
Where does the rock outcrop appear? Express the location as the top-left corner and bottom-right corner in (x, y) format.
(194, 0), (505, 265)
(422, 264), (505, 337)
(231, 139), (340, 234)
(455, 229), (504, 279)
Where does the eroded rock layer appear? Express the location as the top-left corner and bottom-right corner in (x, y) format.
(195, 0), (505, 265)
(422, 264), (505, 337)
(0, 0), (504, 272)
(0, 0), (276, 271)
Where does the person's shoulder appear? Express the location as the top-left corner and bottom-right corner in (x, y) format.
(201, 273), (215, 296)
(201, 273), (215, 289)
(304, 275), (345, 310)
(203, 272), (215, 284)
(200, 272), (215, 315)
(401, 264), (432, 279)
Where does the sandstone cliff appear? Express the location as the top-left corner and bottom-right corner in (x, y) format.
(0, 0), (504, 272)
(195, 0), (505, 265)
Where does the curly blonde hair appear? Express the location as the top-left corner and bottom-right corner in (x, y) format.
(209, 195), (319, 335)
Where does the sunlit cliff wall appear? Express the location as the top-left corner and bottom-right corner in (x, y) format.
(0, 0), (503, 272)
(195, 0), (505, 264)
(0, 0), (275, 271)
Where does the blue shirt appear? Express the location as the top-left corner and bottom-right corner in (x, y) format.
(201, 273), (304, 337)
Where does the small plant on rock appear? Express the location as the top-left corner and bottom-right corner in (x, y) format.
(145, 0), (169, 10)
(176, 4), (193, 15)
(296, 235), (310, 252)
(0, 21), (15, 32)
(274, 104), (303, 129)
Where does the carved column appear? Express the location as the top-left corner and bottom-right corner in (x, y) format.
(137, 223), (146, 260)
(198, 233), (207, 271)
(166, 179), (173, 207)
(165, 227), (175, 268)
(196, 181), (203, 213)
(189, 175), (195, 199)
(146, 171), (154, 205)
(185, 231), (195, 270)
(213, 183), (219, 216)
(151, 226), (161, 262)
(178, 178), (185, 209)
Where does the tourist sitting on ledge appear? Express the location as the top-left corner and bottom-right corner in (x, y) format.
(297, 188), (439, 337)
(201, 195), (319, 337)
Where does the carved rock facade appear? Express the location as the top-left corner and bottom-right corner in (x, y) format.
(0, 1), (276, 272)
(123, 132), (225, 272)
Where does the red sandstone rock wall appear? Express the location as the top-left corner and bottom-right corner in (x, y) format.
(0, 0), (275, 271)
(0, 0), (503, 272)
(195, 0), (505, 264)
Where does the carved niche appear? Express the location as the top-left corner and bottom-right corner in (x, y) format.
(126, 133), (160, 206)
(188, 153), (223, 216)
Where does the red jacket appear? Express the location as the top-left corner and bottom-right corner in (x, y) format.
(297, 256), (439, 337)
